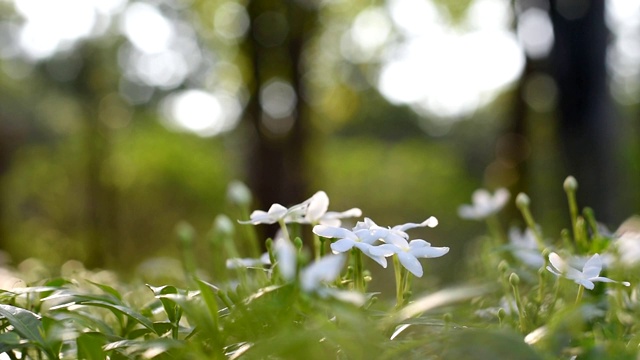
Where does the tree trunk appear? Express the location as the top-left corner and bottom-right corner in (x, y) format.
(549, 0), (622, 223)
(242, 0), (316, 240)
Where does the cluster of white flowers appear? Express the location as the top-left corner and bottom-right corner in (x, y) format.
(234, 190), (449, 299)
(313, 217), (448, 278)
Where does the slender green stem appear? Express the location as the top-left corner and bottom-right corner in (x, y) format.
(509, 274), (528, 333)
(403, 271), (413, 302)
(575, 285), (585, 305)
(319, 237), (327, 258)
(393, 255), (404, 309)
(313, 228), (322, 260)
(353, 248), (364, 292)
(278, 219), (291, 241)
(566, 189), (579, 242)
(517, 202), (545, 250)
(574, 216), (588, 252)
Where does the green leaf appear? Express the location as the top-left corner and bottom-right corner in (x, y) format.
(43, 291), (122, 307)
(77, 332), (109, 360)
(103, 338), (184, 359)
(48, 309), (116, 336)
(77, 301), (157, 335)
(0, 304), (45, 344)
(146, 285), (181, 324)
(0, 332), (24, 353)
(0, 304), (58, 358)
(87, 280), (123, 301)
(443, 329), (543, 359)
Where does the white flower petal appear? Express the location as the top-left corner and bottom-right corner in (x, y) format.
(394, 216), (438, 232)
(411, 245), (449, 259)
(319, 218), (342, 227)
(313, 225), (358, 241)
(548, 252), (566, 273)
(319, 288), (366, 306)
(323, 208), (362, 220)
(331, 238), (356, 253)
(546, 266), (561, 277)
(238, 210), (270, 224)
(274, 237), (297, 281)
(397, 252), (423, 277)
(369, 244), (399, 257)
(305, 191), (329, 223)
(268, 203), (289, 217)
(582, 254), (603, 279)
(493, 188), (510, 209)
(300, 254), (345, 292)
(354, 229), (382, 244)
(577, 279), (595, 290)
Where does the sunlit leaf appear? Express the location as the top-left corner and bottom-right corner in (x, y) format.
(0, 304), (45, 344)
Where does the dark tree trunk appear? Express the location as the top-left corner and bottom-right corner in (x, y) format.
(549, 0), (621, 222)
(242, 0), (316, 239)
(72, 45), (119, 268)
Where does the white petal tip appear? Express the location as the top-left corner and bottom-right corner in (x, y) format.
(426, 216), (438, 228)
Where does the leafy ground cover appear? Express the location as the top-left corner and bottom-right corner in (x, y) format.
(1, 177), (639, 359)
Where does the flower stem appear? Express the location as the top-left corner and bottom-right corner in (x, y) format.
(575, 285), (585, 305)
(516, 193), (545, 250)
(277, 219), (291, 241)
(393, 255), (404, 309)
(353, 248), (364, 292)
(509, 273), (528, 333)
(564, 177), (580, 242)
(313, 231), (322, 260)
(403, 271), (413, 303)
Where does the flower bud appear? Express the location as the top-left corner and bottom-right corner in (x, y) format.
(563, 176), (578, 192)
(516, 193), (530, 210)
(176, 221), (196, 245)
(497, 308), (507, 322)
(227, 180), (252, 206)
(509, 272), (520, 286)
(213, 214), (235, 236)
(498, 260), (510, 274)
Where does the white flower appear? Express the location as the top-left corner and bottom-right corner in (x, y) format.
(370, 238), (449, 278)
(546, 252), (630, 290)
(238, 191), (361, 227)
(366, 217), (439, 243)
(313, 216), (440, 270)
(238, 203), (307, 225)
(616, 233), (640, 267)
(458, 188), (510, 220)
(294, 191), (362, 226)
(274, 237), (298, 281)
(508, 227), (544, 268)
(312, 223), (388, 267)
(227, 181), (252, 206)
(299, 254), (345, 293)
